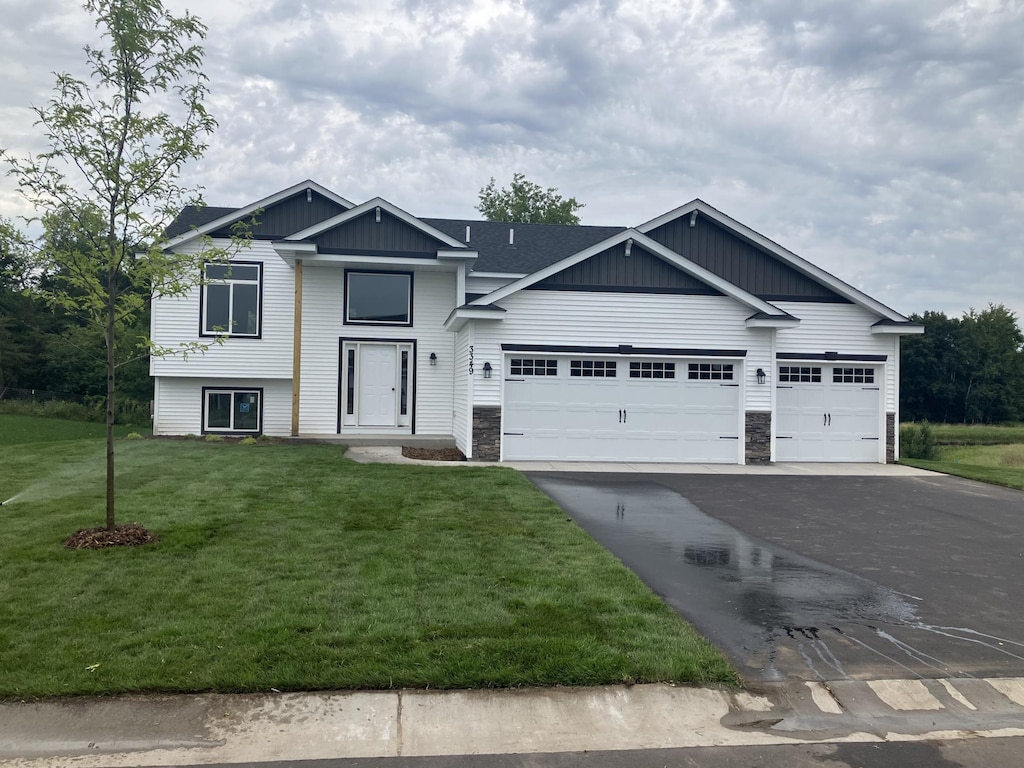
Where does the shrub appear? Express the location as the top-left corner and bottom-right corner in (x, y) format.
(902, 421), (938, 460)
(204, 434), (224, 443)
(125, 432), (143, 440)
(239, 436), (258, 445)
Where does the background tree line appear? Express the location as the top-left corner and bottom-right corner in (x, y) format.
(901, 304), (1024, 423)
(0, 212), (152, 407)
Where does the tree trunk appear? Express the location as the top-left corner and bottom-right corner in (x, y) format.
(105, 269), (116, 531)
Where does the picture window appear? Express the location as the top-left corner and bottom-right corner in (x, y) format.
(346, 271), (412, 325)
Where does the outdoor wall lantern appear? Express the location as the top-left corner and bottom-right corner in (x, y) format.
(429, 352), (437, 366)
(483, 362), (493, 379)
(756, 368), (766, 385)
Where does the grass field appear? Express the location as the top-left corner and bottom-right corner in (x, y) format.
(900, 422), (1024, 490)
(0, 415), (737, 698)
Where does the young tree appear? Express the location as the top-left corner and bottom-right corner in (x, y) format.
(1, 0), (241, 538)
(477, 172), (585, 225)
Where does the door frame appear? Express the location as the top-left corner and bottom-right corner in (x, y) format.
(338, 337), (417, 433)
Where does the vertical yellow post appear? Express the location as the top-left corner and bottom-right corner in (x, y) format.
(291, 259), (303, 436)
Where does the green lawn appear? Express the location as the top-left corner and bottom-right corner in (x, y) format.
(0, 415), (737, 698)
(0, 413), (147, 445)
(900, 423), (1024, 490)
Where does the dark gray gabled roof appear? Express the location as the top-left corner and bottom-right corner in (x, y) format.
(422, 218), (626, 273)
(165, 206), (236, 238)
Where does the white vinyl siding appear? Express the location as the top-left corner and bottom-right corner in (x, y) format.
(774, 302), (898, 413)
(151, 240), (294, 379)
(298, 266), (457, 435)
(471, 291), (771, 410)
(152, 377), (292, 436)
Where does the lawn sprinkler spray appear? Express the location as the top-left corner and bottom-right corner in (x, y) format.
(1, 493), (21, 506)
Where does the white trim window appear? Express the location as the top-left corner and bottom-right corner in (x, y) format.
(345, 271), (413, 325)
(204, 389), (262, 433)
(202, 262), (262, 337)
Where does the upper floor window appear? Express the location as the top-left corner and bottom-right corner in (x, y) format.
(346, 271), (413, 325)
(202, 262), (262, 337)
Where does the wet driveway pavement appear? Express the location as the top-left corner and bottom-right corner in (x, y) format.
(527, 473), (1024, 684)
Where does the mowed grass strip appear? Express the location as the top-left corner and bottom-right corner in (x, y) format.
(0, 420), (737, 697)
(902, 442), (1024, 491)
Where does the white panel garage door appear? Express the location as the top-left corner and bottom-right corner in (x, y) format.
(775, 364), (882, 462)
(503, 356), (741, 462)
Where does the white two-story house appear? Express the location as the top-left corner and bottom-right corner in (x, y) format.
(151, 180), (922, 463)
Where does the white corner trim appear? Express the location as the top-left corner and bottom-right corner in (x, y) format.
(284, 197), (467, 249)
(637, 199), (910, 323)
(164, 180), (355, 249)
(470, 228), (785, 317)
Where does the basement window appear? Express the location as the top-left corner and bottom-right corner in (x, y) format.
(203, 388), (261, 433)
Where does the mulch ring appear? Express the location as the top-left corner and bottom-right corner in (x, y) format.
(401, 446), (467, 462)
(63, 523), (161, 550)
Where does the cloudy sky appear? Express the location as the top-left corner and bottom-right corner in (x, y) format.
(2, 0), (1022, 318)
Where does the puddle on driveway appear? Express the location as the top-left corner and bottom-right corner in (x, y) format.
(530, 476), (1024, 682)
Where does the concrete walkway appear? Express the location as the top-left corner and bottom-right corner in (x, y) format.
(4, 681), (1024, 766)
(344, 446), (940, 475)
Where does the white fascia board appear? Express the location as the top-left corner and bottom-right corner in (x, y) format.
(638, 199), (910, 323)
(164, 180), (355, 250)
(467, 271), (529, 279)
(303, 254), (458, 270)
(285, 197), (468, 250)
(871, 323), (925, 335)
(470, 228), (784, 317)
(443, 306), (507, 332)
(437, 249), (479, 261)
(746, 316), (801, 329)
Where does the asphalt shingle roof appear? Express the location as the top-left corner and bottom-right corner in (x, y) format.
(166, 205), (626, 274)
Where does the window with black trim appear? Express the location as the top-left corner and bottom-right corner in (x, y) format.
(204, 389), (261, 433)
(779, 366), (821, 383)
(571, 360), (617, 377)
(346, 271), (412, 325)
(833, 367), (874, 384)
(631, 361), (676, 379)
(687, 363), (731, 380)
(510, 358), (558, 376)
(202, 262), (261, 336)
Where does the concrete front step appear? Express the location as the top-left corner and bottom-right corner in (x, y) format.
(289, 434), (457, 449)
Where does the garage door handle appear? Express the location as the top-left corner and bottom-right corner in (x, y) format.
(823, 413), (827, 426)
(828, 413), (831, 426)
(618, 409), (622, 423)
(624, 409), (627, 423)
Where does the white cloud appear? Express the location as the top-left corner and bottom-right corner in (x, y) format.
(1, 0), (1021, 319)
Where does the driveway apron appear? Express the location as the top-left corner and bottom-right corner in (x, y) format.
(527, 473), (1024, 684)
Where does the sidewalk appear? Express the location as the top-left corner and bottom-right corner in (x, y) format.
(344, 446), (940, 475)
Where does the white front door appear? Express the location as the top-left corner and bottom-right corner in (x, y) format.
(358, 344), (398, 426)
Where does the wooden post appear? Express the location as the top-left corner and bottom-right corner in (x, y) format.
(291, 259), (303, 436)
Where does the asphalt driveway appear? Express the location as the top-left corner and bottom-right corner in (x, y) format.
(527, 472), (1024, 684)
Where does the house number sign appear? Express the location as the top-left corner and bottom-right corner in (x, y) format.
(468, 345), (474, 375)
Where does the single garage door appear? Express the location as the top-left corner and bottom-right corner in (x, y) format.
(503, 356), (741, 462)
(775, 364), (882, 462)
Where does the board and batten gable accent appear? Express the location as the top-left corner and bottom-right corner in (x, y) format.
(471, 291), (772, 411)
(296, 266), (458, 435)
(152, 377), (292, 436)
(150, 239), (295, 380)
(773, 301), (899, 413)
(532, 241), (723, 294)
(209, 190), (348, 240)
(645, 215), (848, 302)
(309, 208), (453, 257)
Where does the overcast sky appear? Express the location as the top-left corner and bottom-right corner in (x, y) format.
(2, 0), (1022, 318)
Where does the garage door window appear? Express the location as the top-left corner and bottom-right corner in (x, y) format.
(510, 358), (558, 376)
(779, 366), (821, 383)
(629, 361), (676, 379)
(687, 363), (732, 380)
(833, 367), (874, 384)
(571, 360), (616, 377)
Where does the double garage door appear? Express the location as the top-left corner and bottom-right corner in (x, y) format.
(503, 355), (741, 462)
(775, 364), (883, 462)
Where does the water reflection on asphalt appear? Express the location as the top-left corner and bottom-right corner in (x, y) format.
(530, 476), (927, 681)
